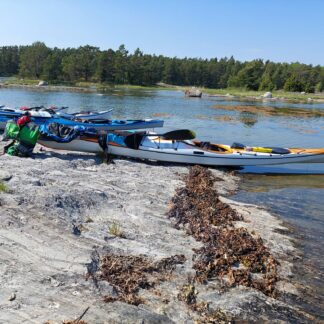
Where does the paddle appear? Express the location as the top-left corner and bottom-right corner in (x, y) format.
(124, 129), (196, 149)
(73, 108), (113, 116)
(153, 129), (196, 141)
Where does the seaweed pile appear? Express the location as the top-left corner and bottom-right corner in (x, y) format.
(212, 104), (324, 118)
(97, 254), (186, 305)
(168, 165), (279, 297)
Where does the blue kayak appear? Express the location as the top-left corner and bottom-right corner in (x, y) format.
(0, 108), (164, 131)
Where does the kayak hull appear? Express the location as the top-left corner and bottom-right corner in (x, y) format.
(38, 138), (102, 153)
(37, 135), (324, 166)
(46, 118), (164, 130)
(108, 144), (324, 166)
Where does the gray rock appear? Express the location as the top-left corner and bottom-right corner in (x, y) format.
(263, 92), (272, 98)
(0, 142), (304, 323)
(184, 88), (202, 98)
(8, 293), (16, 301)
(38, 80), (48, 86)
(0, 170), (12, 181)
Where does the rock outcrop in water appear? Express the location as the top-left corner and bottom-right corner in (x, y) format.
(0, 143), (314, 323)
(185, 88), (202, 98)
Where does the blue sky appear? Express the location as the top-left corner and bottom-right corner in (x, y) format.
(0, 0), (323, 65)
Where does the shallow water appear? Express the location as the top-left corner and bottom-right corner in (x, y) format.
(232, 174), (324, 318)
(1, 86), (323, 317)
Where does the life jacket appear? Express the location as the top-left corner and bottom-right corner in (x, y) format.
(17, 115), (31, 128)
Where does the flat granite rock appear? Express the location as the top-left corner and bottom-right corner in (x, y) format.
(0, 143), (311, 323)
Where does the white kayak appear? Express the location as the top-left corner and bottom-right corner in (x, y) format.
(55, 109), (113, 120)
(0, 105), (112, 120)
(38, 131), (324, 166)
(0, 106), (164, 131)
(38, 137), (102, 153)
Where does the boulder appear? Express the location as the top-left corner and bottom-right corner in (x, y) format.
(185, 88), (202, 98)
(263, 92), (272, 98)
(0, 170), (12, 181)
(38, 80), (48, 86)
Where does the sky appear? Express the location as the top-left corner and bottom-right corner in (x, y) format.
(0, 0), (323, 65)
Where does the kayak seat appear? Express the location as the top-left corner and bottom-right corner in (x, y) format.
(231, 142), (245, 149)
(83, 119), (111, 124)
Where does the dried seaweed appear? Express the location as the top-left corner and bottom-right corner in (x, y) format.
(168, 166), (242, 241)
(168, 165), (279, 297)
(177, 286), (234, 323)
(178, 284), (198, 305)
(98, 254), (186, 305)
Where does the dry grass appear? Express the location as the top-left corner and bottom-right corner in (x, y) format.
(108, 221), (124, 237)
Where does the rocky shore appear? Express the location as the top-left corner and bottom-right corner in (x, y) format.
(0, 83), (98, 94)
(0, 143), (314, 323)
(1, 82), (324, 104)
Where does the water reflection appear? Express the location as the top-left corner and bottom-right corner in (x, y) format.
(238, 112), (258, 127)
(237, 174), (324, 191)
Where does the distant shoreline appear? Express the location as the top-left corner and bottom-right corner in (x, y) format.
(1, 79), (324, 104)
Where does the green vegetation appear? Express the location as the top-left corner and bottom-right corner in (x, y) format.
(0, 182), (9, 193)
(0, 42), (323, 94)
(3, 78), (40, 86)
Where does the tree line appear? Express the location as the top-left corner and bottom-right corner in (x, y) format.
(0, 42), (323, 92)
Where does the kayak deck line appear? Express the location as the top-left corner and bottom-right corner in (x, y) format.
(149, 137), (324, 156)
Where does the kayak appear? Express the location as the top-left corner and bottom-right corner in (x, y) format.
(106, 133), (324, 166)
(56, 109), (113, 120)
(38, 136), (102, 153)
(44, 117), (164, 131)
(37, 130), (324, 166)
(0, 107), (164, 131)
(0, 108), (51, 129)
(18, 105), (113, 120)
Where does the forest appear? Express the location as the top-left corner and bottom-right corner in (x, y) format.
(0, 42), (323, 93)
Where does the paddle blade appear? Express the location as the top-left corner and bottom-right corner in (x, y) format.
(162, 129), (196, 141)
